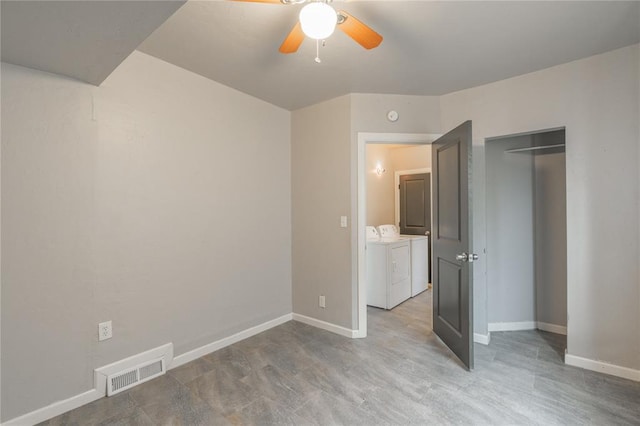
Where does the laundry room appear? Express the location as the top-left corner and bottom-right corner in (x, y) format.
(365, 143), (432, 312)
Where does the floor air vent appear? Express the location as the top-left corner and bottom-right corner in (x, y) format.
(107, 358), (165, 396)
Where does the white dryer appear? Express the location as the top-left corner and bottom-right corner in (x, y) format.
(366, 226), (411, 309)
(377, 225), (429, 297)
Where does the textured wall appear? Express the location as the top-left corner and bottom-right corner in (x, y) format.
(535, 149), (567, 327)
(486, 135), (536, 324)
(291, 95), (353, 328)
(1, 51), (292, 421)
(441, 44), (639, 369)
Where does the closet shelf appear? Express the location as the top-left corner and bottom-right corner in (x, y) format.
(505, 143), (565, 154)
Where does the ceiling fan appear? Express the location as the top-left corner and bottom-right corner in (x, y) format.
(233, 0), (383, 58)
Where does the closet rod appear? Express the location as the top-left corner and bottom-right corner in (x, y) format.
(505, 143), (565, 154)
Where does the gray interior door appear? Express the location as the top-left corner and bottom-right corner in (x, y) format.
(399, 173), (431, 236)
(432, 121), (474, 370)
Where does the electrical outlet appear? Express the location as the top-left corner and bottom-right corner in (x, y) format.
(319, 295), (326, 308)
(98, 321), (113, 341)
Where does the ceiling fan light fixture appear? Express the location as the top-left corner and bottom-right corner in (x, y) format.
(299, 2), (337, 40)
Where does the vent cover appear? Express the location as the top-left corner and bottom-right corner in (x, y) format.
(106, 358), (165, 396)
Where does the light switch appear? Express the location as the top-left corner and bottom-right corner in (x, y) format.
(340, 216), (348, 228)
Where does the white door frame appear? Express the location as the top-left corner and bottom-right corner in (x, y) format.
(394, 168), (432, 230)
(355, 132), (441, 338)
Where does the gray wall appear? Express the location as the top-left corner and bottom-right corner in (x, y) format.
(291, 94), (441, 330)
(535, 148), (567, 327)
(350, 94), (441, 327)
(1, 51), (292, 421)
(350, 94), (442, 136)
(291, 95), (353, 329)
(3, 41), (638, 421)
(441, 44), (639, 369)
(485, 132), (567, 328)
(486, 135), (536, 323)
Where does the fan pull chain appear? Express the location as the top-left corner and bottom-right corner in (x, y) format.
(315, 39), (321, 63)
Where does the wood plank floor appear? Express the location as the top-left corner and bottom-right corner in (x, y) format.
(41, 290), (640, 425)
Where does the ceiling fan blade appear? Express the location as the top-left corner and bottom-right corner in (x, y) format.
(232, 0), (284, 3)
(279, 22), (304, 54)
(337, 10), (383, 50)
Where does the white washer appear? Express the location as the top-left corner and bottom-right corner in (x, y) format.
(366, 226), (412, 309)
(377, 225), (429, 297)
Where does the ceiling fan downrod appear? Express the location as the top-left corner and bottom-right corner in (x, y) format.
(315, 39), (321, 63)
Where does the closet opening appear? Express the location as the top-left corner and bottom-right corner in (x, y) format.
(485, 128), (567, 352)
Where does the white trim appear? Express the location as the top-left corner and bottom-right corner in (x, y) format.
(2, 388), (103, 426)
(488, 321), (567, 335)
(474, 332), (491, 345)
(536, 322), (567, 335)
(292, 313), (357, 338)
(356, 132), (441, 339)
(489, 321), (537, 332)
(394, 167), (431, 229)
(3, 314), (293, 425)
(357, 132), (437, 144)
(565, 352), (640, 382)
(351, 328), (367, 339)
(4, 343), (174, 425)
(171, 313), (292, 369)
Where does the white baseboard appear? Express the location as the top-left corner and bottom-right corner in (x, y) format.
(171, 313), (293, 369)
(488, 321), (537, 332)
(488, 321), (566, 335)
(352, 328), (367, 339)
(3, 314), (294, 426)
(2, 388), (103, 426)
(536, 321), (567, 335)
(565, 352), (640, 382)
(292, 313), (356, 338)
(474, 332), (491, 345)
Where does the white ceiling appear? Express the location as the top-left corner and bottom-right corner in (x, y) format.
(1, 0), (185, 85)
(139, 1), (640, 109)
(2, 1), (639, 110)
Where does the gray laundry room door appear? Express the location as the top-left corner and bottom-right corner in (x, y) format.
(399, 173), (431, 236)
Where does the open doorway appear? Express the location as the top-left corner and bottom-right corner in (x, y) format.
(485, 128), (567, 350)
(357, 123), (475, 369)
(364, 144), (434, 354)
(365, 144), (431, 309)
(355, 133), (440, 338)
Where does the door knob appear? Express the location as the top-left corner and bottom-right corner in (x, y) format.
(456, 252), (479, 262)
